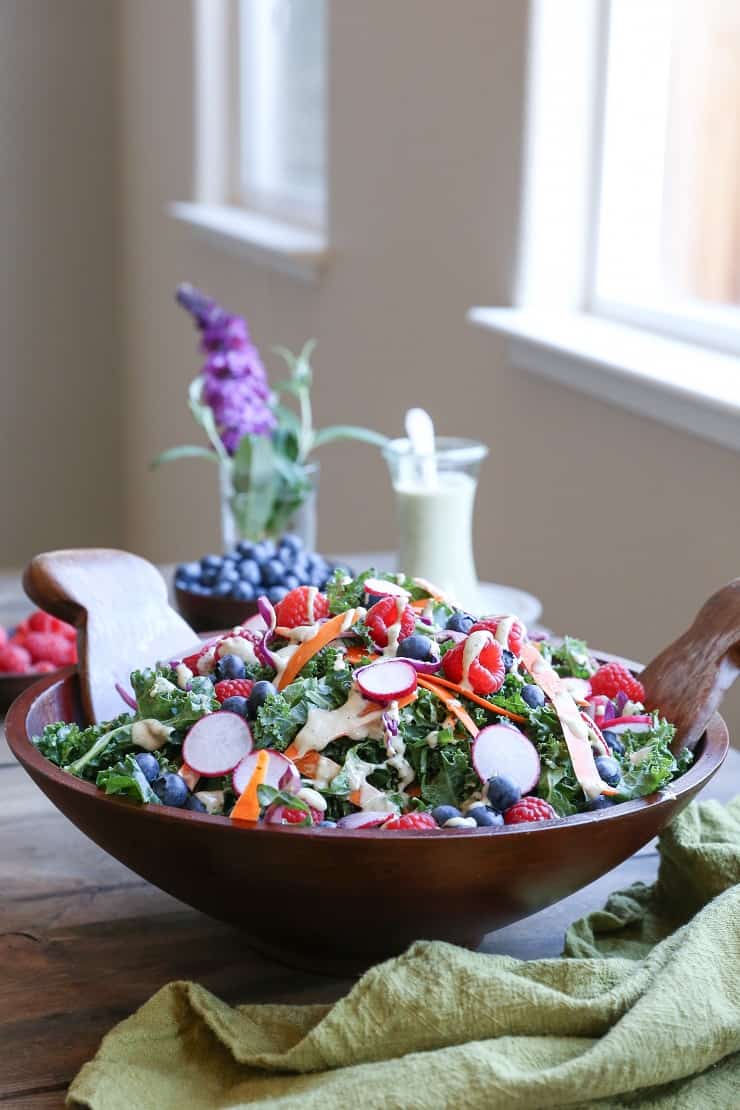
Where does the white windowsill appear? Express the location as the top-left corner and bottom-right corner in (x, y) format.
(468, 307), (740, 452)
(169, 202), (330, 282)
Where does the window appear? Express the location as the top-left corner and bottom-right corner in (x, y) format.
(592, 0), (740, 354)
(239, 0), (327, 228)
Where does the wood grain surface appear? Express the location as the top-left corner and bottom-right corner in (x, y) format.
(1, 721), (738, 1108)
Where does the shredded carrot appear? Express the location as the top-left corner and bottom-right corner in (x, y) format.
(345, 645), (379, 665)
(290, 749), (321, 777)
(230, 750), (269, 822)
(417, 677), (479, 737)
(422, 675), (527, 724)
(348, 788), (363, 806)
(179, 763), (200, 791)
(277, 609), (361, 690)
(409, 598), (429, 612)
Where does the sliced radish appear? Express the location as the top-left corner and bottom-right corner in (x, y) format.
(363, 577), (410, 600)
(182, 712), (253, 776)
(471, 723), (541, 793)
(602, 715), (652, 736)
(586, 694), (615, 724)
(337, 810), (389, 829)
(355, 658), (418, 703)
(232, 749), (300, 795)
(560, 677), (591, 701)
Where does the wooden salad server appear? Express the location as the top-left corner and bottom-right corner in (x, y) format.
(23, 549), (199, 724)
(640, 579), (740, 753)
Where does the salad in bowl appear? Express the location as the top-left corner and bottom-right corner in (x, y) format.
(32, 569), (691, 831)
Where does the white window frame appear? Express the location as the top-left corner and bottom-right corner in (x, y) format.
(169, 0), (329, 282)
(470, 0), (740, 452)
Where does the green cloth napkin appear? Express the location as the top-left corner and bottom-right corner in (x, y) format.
(68, 798), (740, 1109)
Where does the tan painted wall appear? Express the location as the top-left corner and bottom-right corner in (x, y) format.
(119, 0), (740, 740)
(0, 0), (121, 562)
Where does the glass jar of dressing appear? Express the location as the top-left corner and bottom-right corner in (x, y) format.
(383, 437), (488, 612)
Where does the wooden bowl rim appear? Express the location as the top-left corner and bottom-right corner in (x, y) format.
(6, 665), (729, 842)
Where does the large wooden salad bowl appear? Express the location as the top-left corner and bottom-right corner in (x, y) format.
(7, 551), (738, 971)
(7, 669), (728, 972)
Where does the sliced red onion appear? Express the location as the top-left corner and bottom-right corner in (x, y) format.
(431, 629), (467, 644)
(115, 682), (137, 711)
(278, 765), (301, 793)
(255, 595), (279, 670)
(382, 710), (399, 755)
(614, 691), (629, 715)
(396, 655), (442, 675)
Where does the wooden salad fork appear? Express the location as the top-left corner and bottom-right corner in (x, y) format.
(23, 549), (199, 723)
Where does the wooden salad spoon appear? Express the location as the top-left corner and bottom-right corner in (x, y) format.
(23, 549), (199, 724)
(639, 579), (740, 754)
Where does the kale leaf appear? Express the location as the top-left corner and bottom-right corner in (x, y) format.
(130, 667), (218, 729)
(253, 667), (352, 751)
(33, 712), (133, 776)
(614, 718), (691, 800)
(96, 753), (160, 804)
(420, 745), (475, 809)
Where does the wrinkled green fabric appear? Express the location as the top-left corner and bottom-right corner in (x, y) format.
(68, 798), (740, 1109)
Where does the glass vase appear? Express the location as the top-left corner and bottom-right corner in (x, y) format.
(382, 437), (488, 611)
(219, 460), (319, 552)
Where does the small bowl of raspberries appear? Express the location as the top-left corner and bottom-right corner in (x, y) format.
(0, 610), (77, 712)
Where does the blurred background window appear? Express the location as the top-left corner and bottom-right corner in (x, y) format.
(239, 0), (327, 228)
(593, 0), (740, 353)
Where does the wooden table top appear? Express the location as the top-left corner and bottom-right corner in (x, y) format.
(2, 721), (737, 1110)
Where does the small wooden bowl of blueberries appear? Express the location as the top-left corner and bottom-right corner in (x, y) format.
(174, 533), (352, 632)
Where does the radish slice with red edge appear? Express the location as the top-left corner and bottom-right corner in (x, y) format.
(471, 723), (541, 793)
(232, 749), (300, 796)
(337, 810), (389, 829)
(355, 659), (418, 703)
(182, 712), (253, 776)
(602, 715), (652, 735)
(363, 577), (410, 600)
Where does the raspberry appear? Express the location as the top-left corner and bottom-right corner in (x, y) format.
(0, 626), (6, 647)
(33, 661), (58, 673)
(504, 797), (557, 825)
(275, 587), (330, 628)
(590, 662), (644, 703)
(214, 678), (254, 703)
(470, 616), (524, 657)
(284, 806), (324, 825)
(28, 610), (76, 640)
(365, 596), (416, 649)
(381, 812), (438, 830)
(23, 632), (76, 666)
(442, 633), (506, 695)
(0, 643), (32, 673)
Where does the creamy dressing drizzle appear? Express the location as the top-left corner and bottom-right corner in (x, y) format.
(174, 663), (193, 690)
(296, 786), (327, 812)
(305, 586), (319, 623)
(384, 699), (415, 789)
(196, 647), (216, 675)
(460, 630), (494, 689)
(131, 719), (171, 751)
(194, 790), (224, 814)
(444, 816), (477, 828)
(216, 636), (258, 665)
(270, 642), (301, 680)
(383, 596), (408, 657)
(292, 687), (385, 758)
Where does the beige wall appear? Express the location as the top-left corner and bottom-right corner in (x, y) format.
(117, 0), (739, 741)
(0, 0), (121, 563)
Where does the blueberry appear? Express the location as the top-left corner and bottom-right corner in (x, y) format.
(234, 581), (255, 601)
(236, 540), (255, 557)
(595, 755), (621, 787)
(280, 533), (304, 554)
(398, 634), (437, 663)
(365, 592), (383, 607)
(247, 680), (278, 719)
(283, 574), (300, 591)
(184, 794), (207, 812)
(218, 565), (240, 583)
(446, 610), (474, 635)
(221, 695), (249, 717)
(502, 649), (515, 672)
(239, 558), (261, 585)
(222, 553), (240, 567)
(486, 775), (521, 813)
(134, 752), (160, 783)
(521, 684), (545, 710)
(252, 540), (275, 563)
(263, 558), (286, 586)
(152, 772), (189, 808)
(268, 585), (288, 603)
(215, 653), (246, 681)
(603, 730), (624, 756)
(188, 583), (208, 595)
(469, 804), (504, 828)
(213, 580), (235, 596)
(201, 554), (223, 571)
(586, 794), (616, 811)
(318, 820), (337, 827)
(200, 568), (220, 588)
(432, 804), (462, 826)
